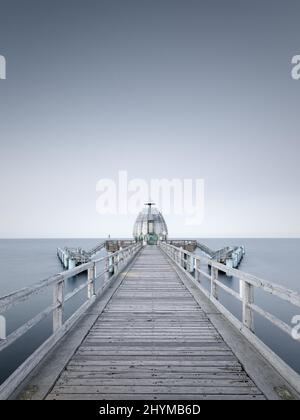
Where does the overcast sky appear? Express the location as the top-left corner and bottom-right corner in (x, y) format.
(0, 0), (299, 238)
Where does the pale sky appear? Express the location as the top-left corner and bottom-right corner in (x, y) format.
(0, 0), (300, 238)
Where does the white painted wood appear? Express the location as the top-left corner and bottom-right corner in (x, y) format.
(214, 279), (242, 301)
(87, 264), (96, 299)
(64, 281), (89, 303)
(211, 267), (218, 300)
(0, 273), (65, 314)
(53, 280), (64, 333)
(242, 281), (254, 331)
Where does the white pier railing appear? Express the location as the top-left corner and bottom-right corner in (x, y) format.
(159, 241), (300, 394)
(0, 242), (142, 399)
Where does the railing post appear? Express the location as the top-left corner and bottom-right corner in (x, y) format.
(115, 252), (120, 274)
(211, 266), (218, 300)
(179, 247), (183, 267)
(195, 258), (200, 282)
(87, 263), (96, 299)
(53, 279), (64, 332)
(242, 281), (254, 331)
(188, 255), (194, 273)
(112, 254), (116, 273)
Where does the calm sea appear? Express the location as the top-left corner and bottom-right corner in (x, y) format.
(0, 238), (299, 385)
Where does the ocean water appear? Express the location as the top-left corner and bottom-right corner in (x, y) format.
(0, 238), (299, 386)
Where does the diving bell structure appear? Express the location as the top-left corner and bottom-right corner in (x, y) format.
(133, 202), (168, 245)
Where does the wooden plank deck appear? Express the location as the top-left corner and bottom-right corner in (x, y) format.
(46, 246), (265, 400)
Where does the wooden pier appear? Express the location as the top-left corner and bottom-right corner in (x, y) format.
(0, 244), (300, 400)
(46, 247), (264, 400)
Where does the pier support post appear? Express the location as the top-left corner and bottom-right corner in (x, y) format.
(87, 263), (96, 299)
(195, 259), (201, 282)
(211, 266), (218, 300)
(183, 252), (188, 270)
(63, 253), (68, 269)
(68, 258), (76, 270)
(242, 281), (254, 332)
(114, 253), (119, 275)
(53, 279), (64, 332)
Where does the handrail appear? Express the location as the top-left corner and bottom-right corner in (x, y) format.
(161, 242), (300, 308)
(159, 241), (300, 394)
(0, 241), (142, 399)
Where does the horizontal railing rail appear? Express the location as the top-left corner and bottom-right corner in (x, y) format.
(0, 241), (142, 399)
(87, 241), (106, 256)
(159, 241), (300, 394)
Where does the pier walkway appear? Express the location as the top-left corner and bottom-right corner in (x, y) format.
(1, 244), (300, 400)
(46, 247), (264, 400)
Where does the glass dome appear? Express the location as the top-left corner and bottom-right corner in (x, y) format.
(133, 204), (168, 243)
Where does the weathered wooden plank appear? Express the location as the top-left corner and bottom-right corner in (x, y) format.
(46, 393), (265, 400)
(56, 378), (256, 387)
(48, 385), (262, 395)
(61, 371), (248, 379)
(83, 341), (224, 347)
(82, 341), (228, 347)
(77, 350), (232, 356)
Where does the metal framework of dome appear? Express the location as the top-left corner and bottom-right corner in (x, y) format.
(133, 202), (168, 245)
